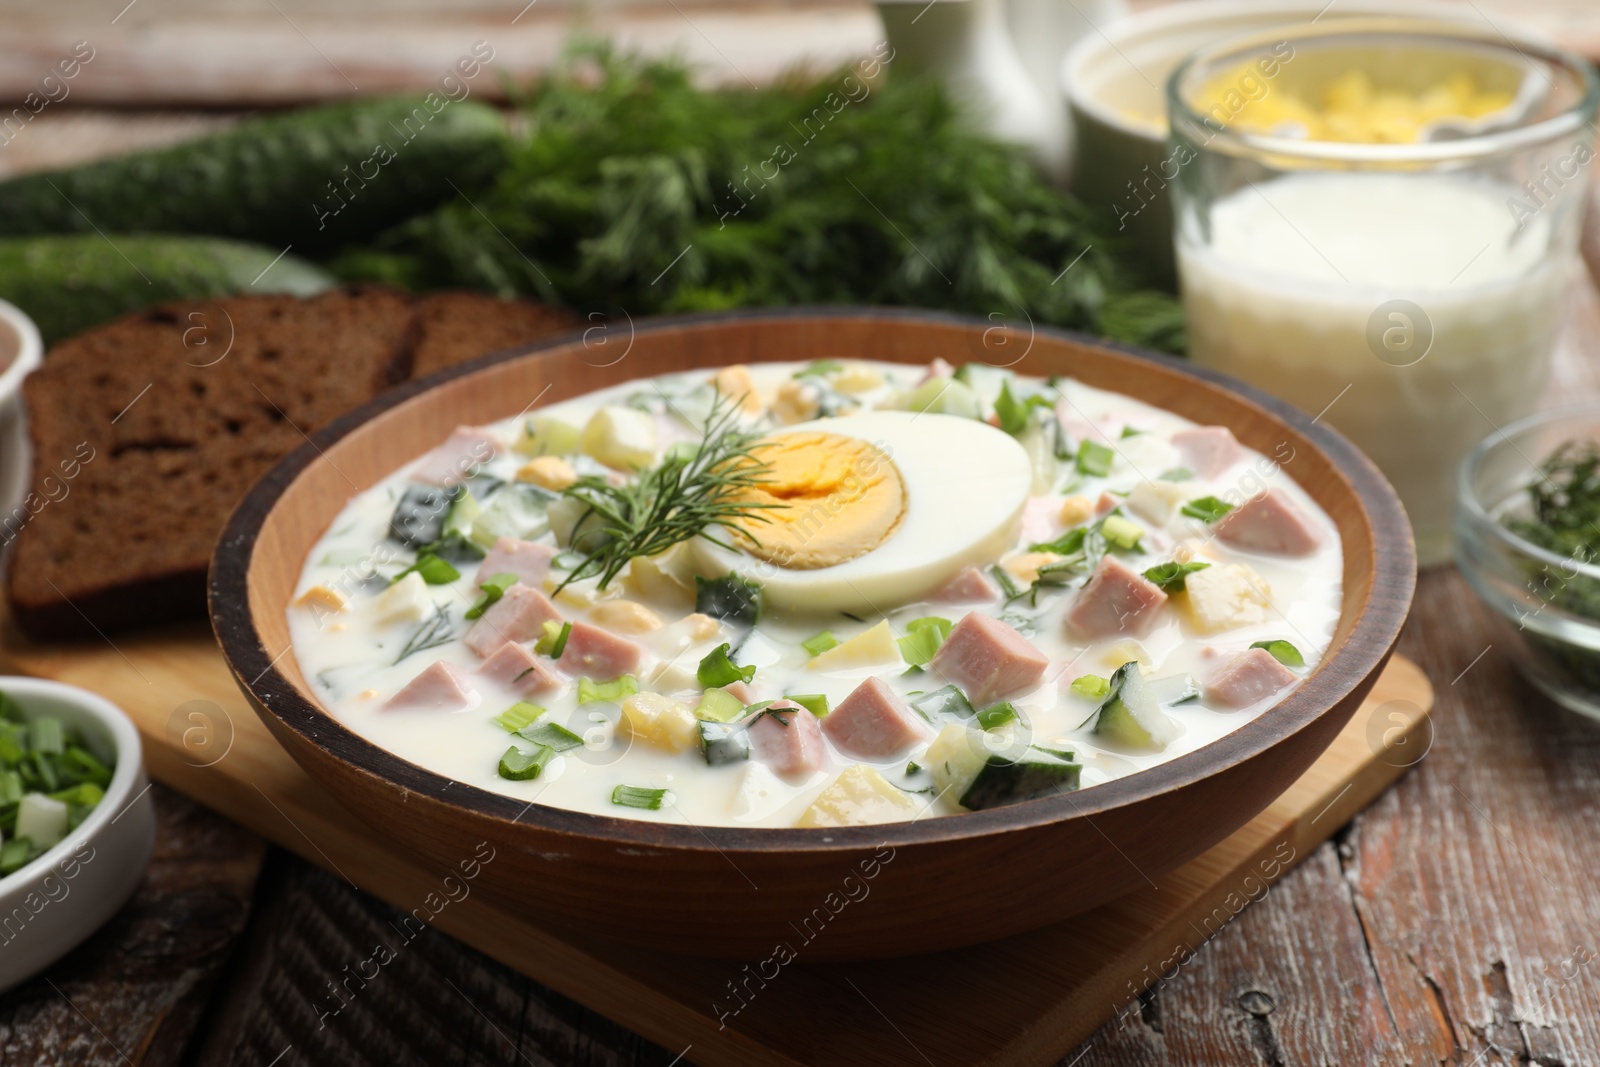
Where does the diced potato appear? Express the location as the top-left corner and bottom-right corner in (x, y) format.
(624, 543), (697, 606)
(15, 794), (68, 849)
(543, 572), (604, 609)
(772, 380), (820, 424)
(374, 572), (432, 625)
(833, 363), (885, 394)
(809, 620), (899, 669)
(516, 455), (578, 491)
(619, 692), (698, 753)
(1098, 639), (1152, 671)
(1181, 562), (1274, 634)
(1002, 551), (1062, 585)
(924, 723), (989, 803)
(710, 364), (763, 415)
(589, 599), (663, 634)
(1127, 479), (1192, 525)
(294, 584), (347, 614)
(1059, 495), (1095, 527)
(579, 404), (657, 470)
(644, 660), (697, 694)
(797, 765), (923, 827)
(515, 412), (584, 457)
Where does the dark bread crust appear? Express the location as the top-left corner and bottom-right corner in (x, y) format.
(7, 286), (416, 640)
(409, 291), (579, 379)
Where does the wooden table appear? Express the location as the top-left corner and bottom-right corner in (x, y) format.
(7, 11), (1600, 1063)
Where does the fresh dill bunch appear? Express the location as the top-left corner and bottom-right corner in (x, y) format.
(555, 394), (786, 591)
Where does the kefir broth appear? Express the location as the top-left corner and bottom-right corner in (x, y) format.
(1179, 172), (1569, 563)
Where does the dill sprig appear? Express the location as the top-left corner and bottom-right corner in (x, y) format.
(555, 394), (785, 591)
(394, 604), (454, 664)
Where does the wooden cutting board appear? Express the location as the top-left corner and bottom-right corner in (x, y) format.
(0, 617), (1432, 1067)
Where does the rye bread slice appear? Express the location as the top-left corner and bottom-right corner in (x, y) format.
(6, 285), (415, 640)
(409, 291), (578, 379)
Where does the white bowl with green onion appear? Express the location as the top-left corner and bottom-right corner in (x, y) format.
(0, 677), (153, 991)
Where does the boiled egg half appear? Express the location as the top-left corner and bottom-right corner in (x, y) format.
(693, 411), (1032, 613)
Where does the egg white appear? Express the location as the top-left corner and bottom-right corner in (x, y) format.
(693, 411), (1033, 614)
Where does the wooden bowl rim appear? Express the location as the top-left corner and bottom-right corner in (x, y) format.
(211, 306), (1416, 853)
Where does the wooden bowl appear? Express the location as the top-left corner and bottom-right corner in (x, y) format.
(211, 309), (1415, 960)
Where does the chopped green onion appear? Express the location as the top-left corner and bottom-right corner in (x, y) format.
(1141, 560), (1211, 592)
(994, 380), (1055, 435)
(498, 744), (555, 781)
(786, 693), (830, 718)
(465, 572), (519, 620)
(1251, 640), (1306, 668)
(0, 838), (31, 874)
(578, 675), (639, 704)
(28, 718), (63, 756)
(493, 701), (546, 732)
(611, 785), (668, 810)
(1076, 441), (1114, 477)
(516, 721), (585, 752)
(802, 630), (840, 657)
(1070, 675), (1110, 699)
(1158, 467), (1194, 482)
(697, 643), (756, 688)
(896, 615), (953, 667)
(976, 702), (1020, 730)
(905, 760), (922, 775)
(534, 619), (572, 658)
(393, 552), (461, 586)
(61, 747), (112, 787)
(1120, 426), (1144, 438)
(1181, 496), (1235, 523)
(47, 782), (104, 808)
(1100, 515), (1144, 552)
(696, 687), (746, 723)
(794, 359), (843, 378)
(0, 770), (21, 806)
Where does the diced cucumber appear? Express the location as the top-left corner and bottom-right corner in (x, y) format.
(388, 484), (460, 547)
(1147, 673), (1201, 705)
(1092, 662), (1180, 752)
(698, 721), (751, 766)
(925, 723), (989, 801)
(952, 362), (1014, 411)
(547, 495), (611, 553)
(443, 490), (482, 539)
(960, 749), (1082, 811)
(517, 413), (584, 457)
(694, 574), (762, 627)
(909, 685), (976, 724)
(470, 484), (557, 549)
(1017, 419), (1061, 494)
(901, 378), (982, 418)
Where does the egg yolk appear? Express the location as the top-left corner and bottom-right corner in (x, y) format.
(730, 432), (906, 570)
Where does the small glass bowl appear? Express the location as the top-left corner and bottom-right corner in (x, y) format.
(1457, 406), (1600, 722)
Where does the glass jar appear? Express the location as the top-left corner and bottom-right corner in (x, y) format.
(1167, 19), (1599, 565)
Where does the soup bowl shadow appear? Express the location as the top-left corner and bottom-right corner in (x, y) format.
(210, 309), (1414, 960)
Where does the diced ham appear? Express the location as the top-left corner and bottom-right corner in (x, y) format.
(822, 677), (929, 759)
(1094, 492), (1118, 517)
(476, 641), (562, 696)
(931, 566), (999, 605)
(1171, 426), (1246, 478)
(559, 621), (643, 680)
(918, 358), (955, 384)
(1204, 648), (1298, 710)
(463, 585), (563, 657)
(1214, 490), (1323, 556)
(384, 661), (479, 712)
(411, 426), (500, 487)
(1065, 555), (1168, 640)
(475, 537), (557, 588)
(929, 613), (1050, 706)
(747, 700), (827, 777)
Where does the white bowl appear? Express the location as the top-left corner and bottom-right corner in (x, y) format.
(0, 677), (154, 992)
(0, 298), (43, 527)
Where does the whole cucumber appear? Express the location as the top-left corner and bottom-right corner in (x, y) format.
(0, 96), (509, 254)
(0, 235), (334, 343)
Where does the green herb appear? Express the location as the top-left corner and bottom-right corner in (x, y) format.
(697, 642), (756, 688)
(976, 702), (1020, 730)
(494, 701), (546, 732)
(555, 396), (785, 592)
(1076, 441), (1114, 478)
(896, 616), (953, 667)
(335, 46), (1184, 353)
(1142, 560), (1211, 592)
(465, 572), (518, 619)
(1070, 674), (1110, 699)
(498, 744), (555, 781)
(1251, 640), (1305, 668)
(516, 721), (585, 752)
(990, 565), (1027, 603)
(695, 572), (764, 628)
(1158, 467), (1194, 482)
(534, 620), (572, 659)
(994, 381), (1055, 436)
(785, 693), (830, 718)
(394, 605), (453, 664)
(392, 552), (461, 586)
(802, 630), (839, 657)
(1181, 496), (1235, 523)
(611, 785), (668, 810)
(1120, 426), (1144, 438)
(794, 359), (843, 378)
(1100, 515), (1143, 552)
(578, 675), (639, 704)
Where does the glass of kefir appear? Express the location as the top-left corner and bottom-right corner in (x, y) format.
(1168, 20), (1599, 564)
